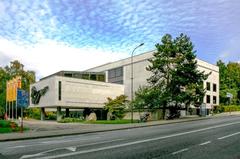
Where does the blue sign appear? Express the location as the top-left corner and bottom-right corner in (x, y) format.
(17, 89), (29, 108)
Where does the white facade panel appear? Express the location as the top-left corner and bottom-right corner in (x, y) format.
(30, 76), (124, 108)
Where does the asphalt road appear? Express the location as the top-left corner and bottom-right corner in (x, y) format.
(1, 115), (240, 159)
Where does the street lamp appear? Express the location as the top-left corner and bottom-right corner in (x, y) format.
(131, 43), (144, 123)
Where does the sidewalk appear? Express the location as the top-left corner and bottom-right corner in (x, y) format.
(1, 113), (239, 142)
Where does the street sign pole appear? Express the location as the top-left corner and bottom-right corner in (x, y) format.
(20, 107), (23, 133)
(16, 88), (18, 119)
(11, 101), (13, 120)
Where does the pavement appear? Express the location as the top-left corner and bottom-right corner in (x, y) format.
(0, 114), (240, 159)
(1, 112), (240, 142)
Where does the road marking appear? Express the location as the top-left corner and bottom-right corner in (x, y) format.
(36, 121), (240, 159)
(218, 132), (240, 140)
(65, 147), (77, 152)
(20, 153), (44, 159)
(20, 139), (123, 159)
(172, 148), (189, 155)
(199, 141), (211, 146)
(8, 137), (101, 149)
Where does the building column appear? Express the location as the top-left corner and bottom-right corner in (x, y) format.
(40, 108), (45, 121)
(66, 108), (69, 117)
(57, 107), (62, 121)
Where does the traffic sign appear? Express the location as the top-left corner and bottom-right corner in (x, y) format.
(17, 89), (29, 108)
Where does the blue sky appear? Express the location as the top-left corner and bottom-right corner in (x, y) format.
(0, 0), (239, 79)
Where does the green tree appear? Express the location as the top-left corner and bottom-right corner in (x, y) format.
(217, 60), (240, 105)
(0, 60), (36, 112)
(104, 95), (128, 120)
(135, 33), (208, 119)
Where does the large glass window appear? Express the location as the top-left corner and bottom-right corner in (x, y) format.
(206, 82), (211, 91)
(213, 83), (217, 92)
(108, 67), (123, 84)
(206, 95), (211, 104)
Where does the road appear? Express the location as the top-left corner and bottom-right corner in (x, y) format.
(0, 115), (240, 159)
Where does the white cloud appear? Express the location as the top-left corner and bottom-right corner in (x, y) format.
(0, 38), (129, 80)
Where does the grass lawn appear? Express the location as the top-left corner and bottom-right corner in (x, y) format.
(59, 118), (139, 124)
(84, 119), (139, 124)
(0, 120), (28, 133)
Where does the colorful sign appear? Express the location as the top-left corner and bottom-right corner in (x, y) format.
(17, 89), (29, 108)
(6, 76), (22, 102)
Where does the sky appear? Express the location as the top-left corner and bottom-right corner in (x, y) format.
(0, 0), (239, 79)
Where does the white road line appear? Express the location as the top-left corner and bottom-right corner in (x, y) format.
(36, 121), (240, 159)
(20, 139), (123, 159)
(172, 148), (189, 155)
(199, 141), (211, 146)
(7, 136), (100, 149)
(218, 132), (240, 140)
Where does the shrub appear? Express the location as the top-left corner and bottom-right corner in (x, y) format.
(46, 112), (56, 120)
(223, 105), (240, 112)
(0, 120), (11, 128)
(58, 117), (83, 123)
(104, 95), (128, 120)
(213, 105), (224, 113)
(25, 108), (41, 120)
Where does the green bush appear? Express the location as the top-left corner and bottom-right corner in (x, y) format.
(0, 120), (20, 133)
(223, 105), (240, 112)
(0, 107), (5, 119)
(0, 120), (11, 128)
(46, 112), (56, 120)
(213, 105), (224, 113)
(25, 108), (41, 120)
(59, 117), (83, 123)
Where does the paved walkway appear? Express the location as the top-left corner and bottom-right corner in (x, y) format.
(1, 112), (240, 142)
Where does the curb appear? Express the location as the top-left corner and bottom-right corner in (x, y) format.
(0, 117), (211, 142)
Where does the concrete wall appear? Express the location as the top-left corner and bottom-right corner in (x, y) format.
(30, 76), (124, 108)
(197, 59), (219, 108)
(87, 50), (219, 107)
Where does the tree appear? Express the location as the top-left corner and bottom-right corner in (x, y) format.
(104, 95), (128, 120)
(0, 60), (36, 112)
(217, 60), (240, 105)
(135, 33), (208, 119)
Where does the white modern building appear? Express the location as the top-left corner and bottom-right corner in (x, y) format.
(30, 50), (219, 120)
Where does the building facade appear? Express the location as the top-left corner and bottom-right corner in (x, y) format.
(30, 50), (219, 120)
(86, 51), (219, 110)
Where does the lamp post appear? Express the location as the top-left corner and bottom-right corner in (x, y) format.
(131, 43), (144, 123)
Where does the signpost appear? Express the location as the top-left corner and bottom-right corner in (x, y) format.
(17, 89), (29, 133)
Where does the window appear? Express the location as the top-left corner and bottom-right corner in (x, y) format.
(206, 82), (211, 91)
(213, 83), (217, 92)
(213, 96), (217, 104)
(64, 73), (72, 77)
(108, 67), (123, 84)
(90, 74), (97, 80)
(58, 81), (62, 101)
(206, 95), (211, 104)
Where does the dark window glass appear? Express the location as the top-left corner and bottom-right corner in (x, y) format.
(108, 70), (115, 78)
(58, 81), (61, 101)
(90, 74), (97, 80)
(82, 74), (89, 80)
(213, 84), (217, 92)
(206, 82), (211, 91)
(206, 95), (210, 104)
(64, 73), (72, 77)
(213, 96), (217, 104)
(97, 75), (105, 82)
(108, 67), (123, 84)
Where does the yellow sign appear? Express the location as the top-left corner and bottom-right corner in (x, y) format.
(6, 76), (22, 102)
